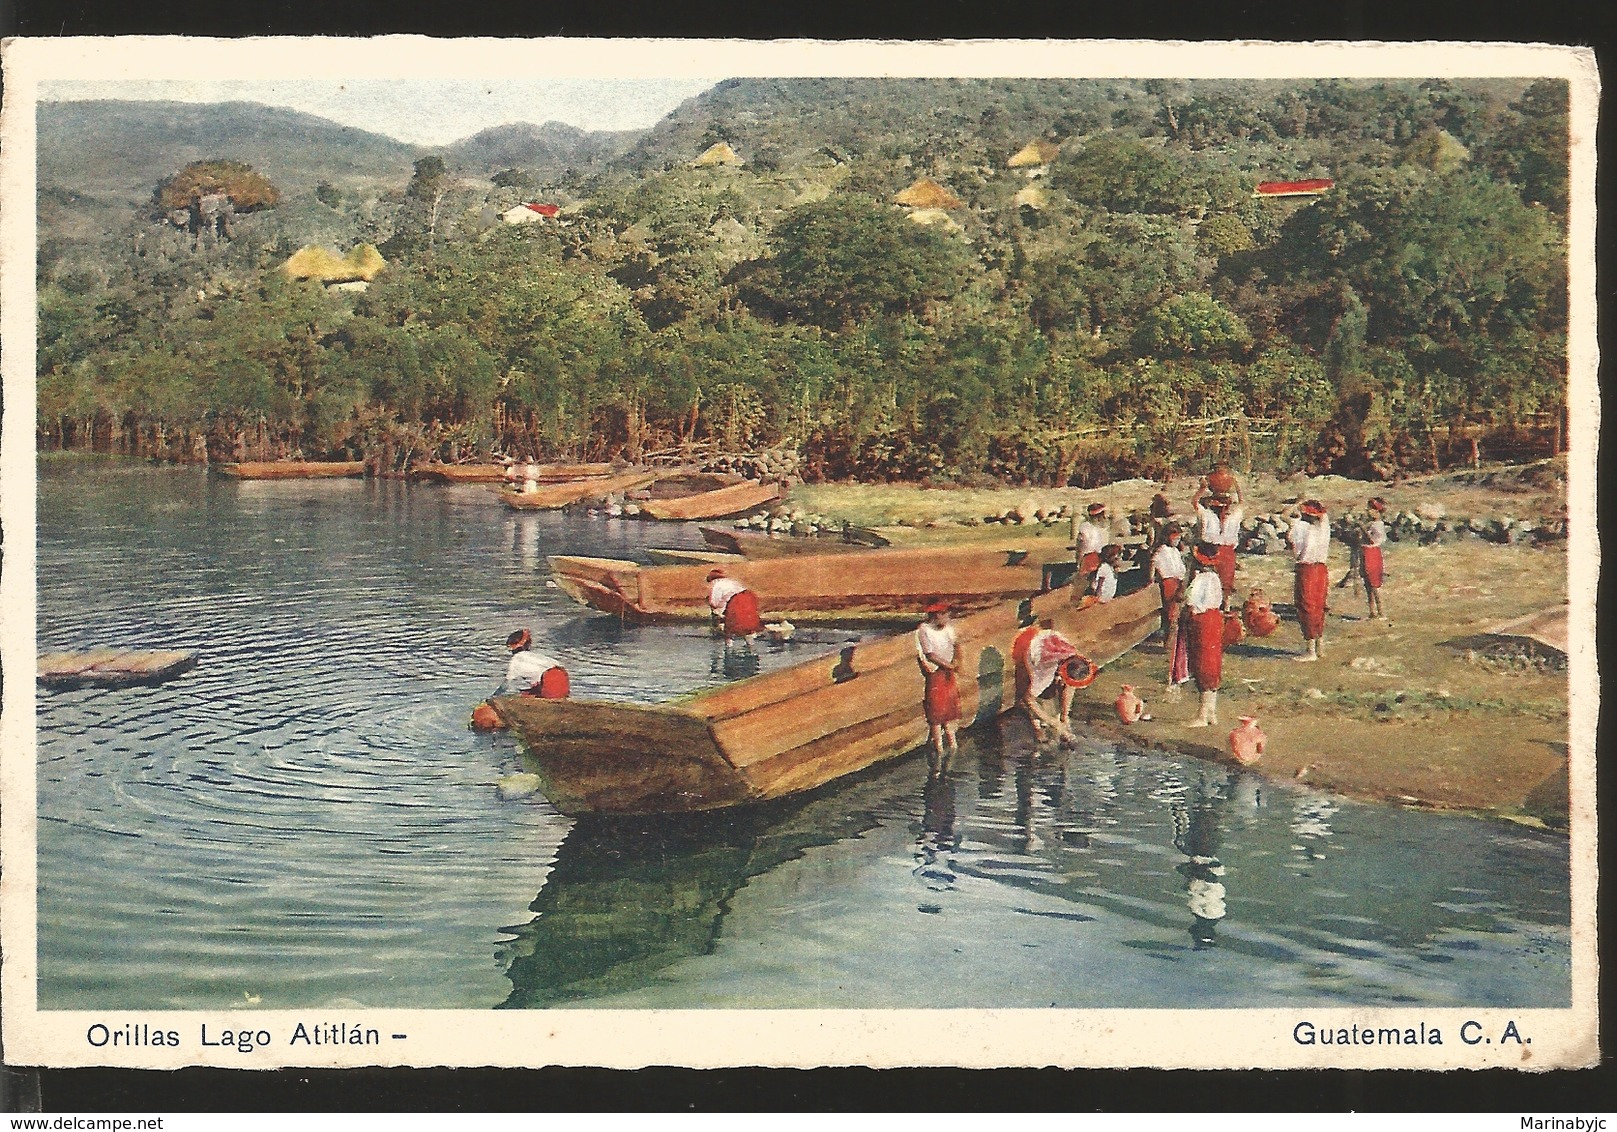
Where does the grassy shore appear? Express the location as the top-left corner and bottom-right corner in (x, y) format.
(782, 470), (1571, 829)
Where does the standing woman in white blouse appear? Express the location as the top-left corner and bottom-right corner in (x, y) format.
(1288, 499), (1331, 661)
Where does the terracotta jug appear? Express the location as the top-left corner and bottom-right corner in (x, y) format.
(1222, 612), (1246, 647)
(1242, 589), (1280, 638)
(470, 702), (506, 732)
(1229, 716), (1265, 765)
(1114, 684), (1144, 724)
(1206, 463), (1237, 496)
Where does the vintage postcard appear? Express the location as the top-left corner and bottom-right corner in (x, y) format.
(0, 37), (1598, 1071)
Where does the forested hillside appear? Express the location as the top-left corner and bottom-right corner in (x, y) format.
(36, 78), (1570, 483)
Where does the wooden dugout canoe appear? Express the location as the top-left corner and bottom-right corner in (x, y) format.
(497, 469), (660, 510)
(548, 542), (1060, 625)
(699, 524), (890, 557)
(638, 479), (783, 521)
(415, 462), (613, 484)
(216, 461), (366, 480)
(494, 585), (1158, 816)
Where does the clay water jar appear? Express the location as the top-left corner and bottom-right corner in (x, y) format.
(1242, 589), (1280, 638)
(1114, 684), (1144, 724)
(1229, 716), (1266, 765)
(1206, 464), (1237, 495)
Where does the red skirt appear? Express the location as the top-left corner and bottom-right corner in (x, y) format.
(722, 589), (763, 637)
(923, 666), (962, 725)
(1159, 576), (1184, 608)
(1011, 625), (1038, 703)
(521, 666), (570, 699)
(1360, 545), (1385, 589)
(1080, 552), (1100, 574)
(1215, 544), (1237, 595)
(1294, 562), (1328, 639)
(1187, 608), (1225, 692)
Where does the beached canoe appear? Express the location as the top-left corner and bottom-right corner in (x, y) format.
(699, 524), (889, 558)
(548, 543), (1063, 625)
(38, 648), (199, 689)
(415, 462), (614, 484)
(494, 585), (1157, 816)
(216, 461), (366, 480)
(639, 479), (783, 522)
(643, 548), (747, 567)
(498, 469), (660, 510)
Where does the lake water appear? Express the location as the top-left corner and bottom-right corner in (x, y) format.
(34, 460), (1571, 1010)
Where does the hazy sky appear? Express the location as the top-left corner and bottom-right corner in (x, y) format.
(39, 78), (719, 145)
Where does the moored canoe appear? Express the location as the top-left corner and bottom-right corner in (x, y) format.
(548, 542), (1064, 625)
(639, 480), (783, 522)
(498, 469), (660, 510)
(216, 461), (366, 480)
(494, 585), (1157, 816)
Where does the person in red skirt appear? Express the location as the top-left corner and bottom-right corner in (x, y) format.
(1074, 502), (1109, 594)
(916, 600), (962, 758)
(706, 568), (762, 645)
(1192, 480), (1243, 609)
(1150, 523), (1187, 691)
(1288, 499), (1331, 661)
(501, 629), (570, 699)
(1184, 543), (1226, 728)
(1360, 496), (1388, 621)
(1010, 599), (1040, 708)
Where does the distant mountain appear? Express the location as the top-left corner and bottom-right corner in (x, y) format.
(36, 100), (422, 203)
(443, 121), (645, 180)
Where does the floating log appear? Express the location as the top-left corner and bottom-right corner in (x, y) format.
(494, 586), (1158, 816)
(38, 649), (198, 689)
(497, 469), (660, 511)
(216, 461), (367, 480)
(548, 542), (1064, 625)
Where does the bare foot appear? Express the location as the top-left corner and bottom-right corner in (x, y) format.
(1294, 653), (1318, 663)
(1185, 718), (1211, 729)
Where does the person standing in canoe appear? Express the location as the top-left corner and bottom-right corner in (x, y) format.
(1359, 496), (1389, 621)
(916, 600), (961, 757)
(1184, 543), (1226, 728)
(1074, 502), (1109, 594)
(1289, 499), (1331, 661)
(1150, 523), (1188, 688)
(500, 629), (570, 699)
(1090, 543), (1124, 603)
(706, 568), (762, 645)
(1191, 480), (1243, 608)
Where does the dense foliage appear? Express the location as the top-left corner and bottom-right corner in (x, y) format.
(37, 77), (1570, 482)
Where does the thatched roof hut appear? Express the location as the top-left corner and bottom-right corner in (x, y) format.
(894, 177), (962, 210)
(1013, 184), (1048, 210)
(282, 244), (386, 284)
(907, 208), (961, 232)
(1008, 140), (1060, 169)
(692, 142), (744, 168)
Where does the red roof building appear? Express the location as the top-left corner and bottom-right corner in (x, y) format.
(1254, 179), (1335, 198)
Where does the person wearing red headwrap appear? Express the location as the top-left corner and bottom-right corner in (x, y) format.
(1192, 479), (1243, 608)
(1074, 502), (1109, 592)
(1288, 500), (1331, 660)
(706, 568), (762, 642)
(1150, 524), (1188, 690)
(500, 628), (570, 699)
(916, 601), (961, 757)
(1360, 497), (1389, 620)
(1184, 544), (1226, 727)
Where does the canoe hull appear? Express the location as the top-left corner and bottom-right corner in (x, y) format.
(548, 543), (1062, 625)
(217, 461), (366, 480)
(499, 470), (659, 510)
(416, 462), (613, 484)
(496, 586), (1158, 816)
(639, 480), (782, 522)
